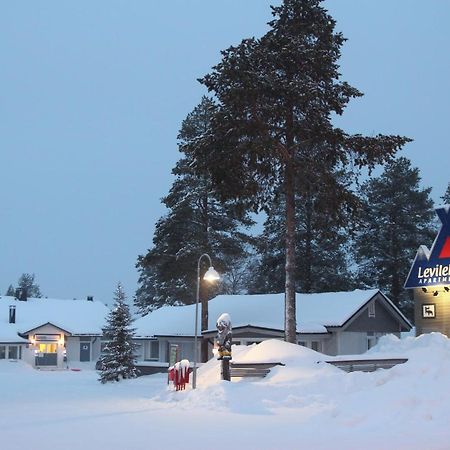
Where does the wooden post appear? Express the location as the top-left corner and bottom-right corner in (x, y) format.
(221, 359), (230, 381)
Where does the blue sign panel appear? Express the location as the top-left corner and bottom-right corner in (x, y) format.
(405, 206), (450, 289)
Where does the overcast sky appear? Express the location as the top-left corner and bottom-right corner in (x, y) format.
(1, 1), (449, 304)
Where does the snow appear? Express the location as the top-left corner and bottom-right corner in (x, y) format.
(0, 296), (109, 341)
(135, 289), (384, 337)
(1, 333), (450, 449)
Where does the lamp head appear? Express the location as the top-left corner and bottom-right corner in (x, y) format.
(203, 266), (220, 283)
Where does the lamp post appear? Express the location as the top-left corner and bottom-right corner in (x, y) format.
(192, 253), (220, 389)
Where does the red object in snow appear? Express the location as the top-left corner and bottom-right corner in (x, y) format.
(169, 360), (191, 391)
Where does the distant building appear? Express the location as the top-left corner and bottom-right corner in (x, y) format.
(0, 296), (108, 368)
(133, 289), (412, 373)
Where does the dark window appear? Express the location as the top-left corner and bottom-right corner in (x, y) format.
(0, 346), (5, 359)
(311, 341), (321, 352)
(8, 346), (18, 359)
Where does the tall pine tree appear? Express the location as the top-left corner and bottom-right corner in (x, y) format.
(185, 0), (410, 342)
(354, 157), (435, 317)
(98, 283), (137, 383)
(135, 97), (254, 318)
(251, 169), (355, 294)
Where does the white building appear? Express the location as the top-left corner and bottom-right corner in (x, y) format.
(0, 296), (108, 368)
(133, 289), (412, 372)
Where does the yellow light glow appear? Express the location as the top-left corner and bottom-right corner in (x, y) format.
(203, 266), (220, 283)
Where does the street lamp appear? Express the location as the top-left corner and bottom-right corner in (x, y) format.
(192, 253), (220, 389)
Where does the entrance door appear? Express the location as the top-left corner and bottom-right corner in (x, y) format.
(35, 343), (58, 366)
(80, 343), (91, 362)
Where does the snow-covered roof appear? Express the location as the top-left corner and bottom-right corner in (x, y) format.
(134, 289), (385, 338)
(0, 296), (109, 342)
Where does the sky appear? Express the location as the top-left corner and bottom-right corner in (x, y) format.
(1, 1), (449, 304)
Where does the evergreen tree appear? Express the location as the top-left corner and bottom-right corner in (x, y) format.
(354, 157), (435, 318)
(98, 283), (137, 383)
(442, 183), (450, 203)
(185, 0), (410, 342)
(136, 97), (254, 316)
(17, 273), (42, 298)
(251, 172), (355, 294)
(5, 285), (15, 296)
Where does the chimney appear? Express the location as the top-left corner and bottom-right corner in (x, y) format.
(9, 305), (16, 324)
(87, 295), (93, 302)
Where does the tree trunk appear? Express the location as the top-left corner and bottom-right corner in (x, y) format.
(304, 192), (313, 293)
(284, 158), (297, 343)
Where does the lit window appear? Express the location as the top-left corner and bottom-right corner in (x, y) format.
(38, 343), (57, 353)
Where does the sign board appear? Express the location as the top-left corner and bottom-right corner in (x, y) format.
(405, 206), (450, 289)
(422, 304), (436, 319)
(35, 334), (60, 342)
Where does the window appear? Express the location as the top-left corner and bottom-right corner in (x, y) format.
(311, 341), (321, 352)
(368, 301), (376, 318)
(38, 343), (57, 353)
(145, 341), (159, 360)
(298, 341), (307, 347)
(0, 346), (5, 359)
(8, 346), (18, 359)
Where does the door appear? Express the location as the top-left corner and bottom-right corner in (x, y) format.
(80, 343), (91, 362)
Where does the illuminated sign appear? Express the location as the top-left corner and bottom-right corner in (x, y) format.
(405, 205), (450, 288)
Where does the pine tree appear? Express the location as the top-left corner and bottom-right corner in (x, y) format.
(185, 0), (410, 342)
(98, 283), (137, 383)
(251, 174), (355, 294)
(442, 183), (450, 204)
(354, 157), (435, 318)
(136, 97), (254, 315)
(17, 273), (42, 298)
(5, 285), (15, 296)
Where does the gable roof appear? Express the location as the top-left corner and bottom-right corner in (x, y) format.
(0, 296), (109, 342)
(134, 289), (410, 338)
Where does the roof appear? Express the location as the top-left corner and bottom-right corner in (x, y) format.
(134, 289), (402, 338)
(0, 296), (109, 342)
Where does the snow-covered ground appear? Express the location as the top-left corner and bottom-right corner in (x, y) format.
(1, 334), (450, 450)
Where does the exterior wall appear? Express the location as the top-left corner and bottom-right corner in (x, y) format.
(66, 336), (102, 364)
(338, 331), (369, 355)
(414, 288), (450, 336)
(345, 300), (402, 333)
(135, 337), (200, 364)
(66, 337), (80, 362)
(322, 334), (338, 356)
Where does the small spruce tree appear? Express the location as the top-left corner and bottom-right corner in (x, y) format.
(98, 283), (137, 383)
(5, 285), (15, 296)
